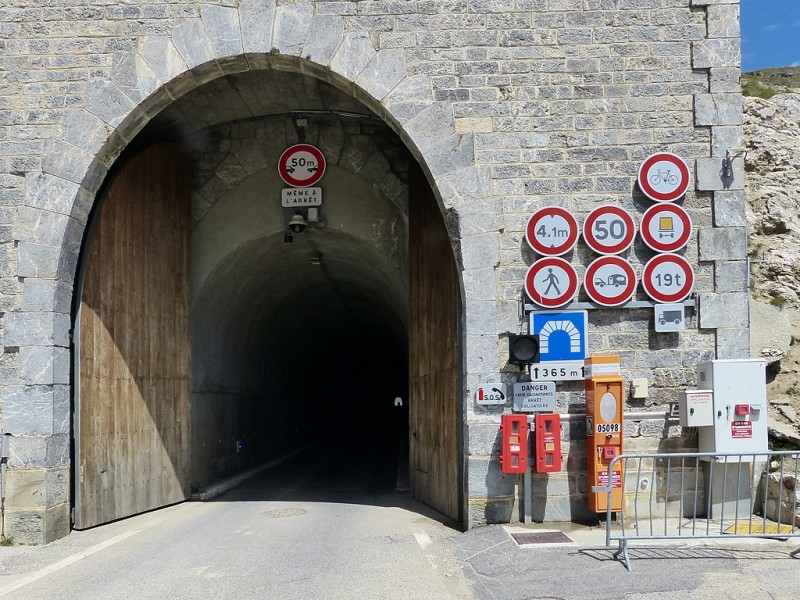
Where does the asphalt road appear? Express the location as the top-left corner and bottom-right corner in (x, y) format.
(0, 443), (473, 599)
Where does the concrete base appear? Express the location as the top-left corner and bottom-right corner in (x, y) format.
(4, 466), (70, 545)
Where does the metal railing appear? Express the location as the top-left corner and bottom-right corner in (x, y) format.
(593, 450), (800, 570)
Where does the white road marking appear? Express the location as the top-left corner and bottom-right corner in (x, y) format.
(0, 529), (141, 597)
(411, 528), (438, 570)
(412, 529), (432, 550)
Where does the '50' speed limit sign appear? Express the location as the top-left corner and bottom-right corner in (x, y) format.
(582, 205), (636, 255)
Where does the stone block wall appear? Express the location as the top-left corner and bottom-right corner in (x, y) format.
(0, 0), (746, 542)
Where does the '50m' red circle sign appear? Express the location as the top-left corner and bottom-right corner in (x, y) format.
(278, 144), (326, 187)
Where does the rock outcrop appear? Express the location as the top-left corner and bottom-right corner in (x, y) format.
(745, 93), (800, 444)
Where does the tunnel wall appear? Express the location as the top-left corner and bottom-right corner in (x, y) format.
(0, 2), (746, 542)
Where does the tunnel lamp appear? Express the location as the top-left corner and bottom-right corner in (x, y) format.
(288, 213), (307, 234)
(508, 334), (540, 365)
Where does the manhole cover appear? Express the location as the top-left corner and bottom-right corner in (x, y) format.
(511, 531), (573, 545)
(262, 508), (307, 518)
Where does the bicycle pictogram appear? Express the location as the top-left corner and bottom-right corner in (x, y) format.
(650, 169), (678, 186)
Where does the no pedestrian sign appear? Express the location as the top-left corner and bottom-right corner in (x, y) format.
(525, 207), (579, 256)
(641, 253), (694, 303)
(524, 257), (578, 308)
(637, 152), (690, 202)
(278, 144), (326, 187)
(584, 256), (637, 307)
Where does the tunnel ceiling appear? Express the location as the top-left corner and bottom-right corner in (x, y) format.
(146, 69), (379, 140)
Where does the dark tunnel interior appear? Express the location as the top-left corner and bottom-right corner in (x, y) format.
(190, 228), (410, 493)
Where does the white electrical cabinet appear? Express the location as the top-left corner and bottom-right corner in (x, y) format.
(679, 390), (714, 427)
(695, 359), (768, 458)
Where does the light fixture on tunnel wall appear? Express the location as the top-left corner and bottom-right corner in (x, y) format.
(288, 212), (307, 233)
(508, 334), (540, 365)
(284, 207), (326, 242)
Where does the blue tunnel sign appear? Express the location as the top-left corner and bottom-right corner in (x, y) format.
(530, 310), (588, 362)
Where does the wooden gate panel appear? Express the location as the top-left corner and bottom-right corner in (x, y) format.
(409, 163), (461, 521)
(76, 143), (191, 529)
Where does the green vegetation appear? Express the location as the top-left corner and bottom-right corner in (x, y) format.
(769, 294), (787, 308)
(742, 66), (800, 98)
(742, 77), (778, 99)
(0, 536), (14, 547)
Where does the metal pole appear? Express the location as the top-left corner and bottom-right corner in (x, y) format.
(523, 468), (532, 524)
(1, 432), (11, 540)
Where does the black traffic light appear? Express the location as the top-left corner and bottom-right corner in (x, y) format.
(508, 334), (540, 365)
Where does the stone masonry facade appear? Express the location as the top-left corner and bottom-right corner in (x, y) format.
(0, 0), (746, 543)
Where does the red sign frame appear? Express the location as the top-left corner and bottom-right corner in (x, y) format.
(641, 253), (694, 303)
(278, 144), (326, 187)
(637, 152), (690, 202)
(639, 203), (692, 253)
(582, 205), (636, 255)
(525, 207), (580, 256)
(524, 257), (578, 308)
(583, 256), (637, 307)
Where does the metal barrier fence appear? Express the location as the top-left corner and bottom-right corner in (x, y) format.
(593, 450), (800, 570)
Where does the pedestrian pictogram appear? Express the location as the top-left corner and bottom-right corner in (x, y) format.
(278, 144), (327, 187)
(524, 257), (578, 308)
(525, 207), (580, 256)
(639, 203), (692, 252)
(582, 205), (636, 255)
(641, 253), (695, 303)
(583, 256), (637, 307)
(637, 152), (690, 202)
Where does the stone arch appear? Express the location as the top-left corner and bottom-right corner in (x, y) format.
(24, 8), (498, 318)
(7, 5), (502, 539)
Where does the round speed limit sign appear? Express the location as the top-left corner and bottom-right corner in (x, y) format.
(582, 205), (636, 255)
(641, 253), (695, 303)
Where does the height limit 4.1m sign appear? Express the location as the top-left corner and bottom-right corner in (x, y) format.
(525, 206), (579, 256)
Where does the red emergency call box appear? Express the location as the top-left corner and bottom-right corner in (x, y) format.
(500, 414), (529, 474)
(534, 413), (562, 473)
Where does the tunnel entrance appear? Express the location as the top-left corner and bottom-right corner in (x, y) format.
(72, 68), (463, 530)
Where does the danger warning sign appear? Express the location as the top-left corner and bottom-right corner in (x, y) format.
(731, 420), (753, 439)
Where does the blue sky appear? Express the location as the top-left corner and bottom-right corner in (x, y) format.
(741, 0), (800, 71)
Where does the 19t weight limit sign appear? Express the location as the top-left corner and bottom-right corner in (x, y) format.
(641, 253), (694, 303)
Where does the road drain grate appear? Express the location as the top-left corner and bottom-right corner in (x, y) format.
(511, 531), (573, 545)
(263, 508), (307, 518)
